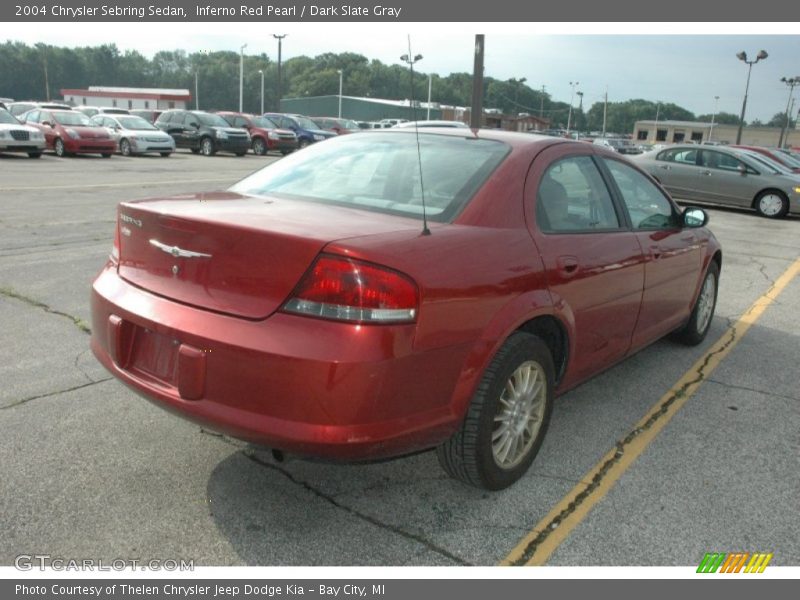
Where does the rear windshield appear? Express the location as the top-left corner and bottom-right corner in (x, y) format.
(229, 132), (509, 222)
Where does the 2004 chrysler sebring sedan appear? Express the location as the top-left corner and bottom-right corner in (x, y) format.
(91, 130), (721, 490)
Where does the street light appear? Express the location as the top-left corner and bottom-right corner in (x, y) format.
(735, 49), (768, 144)
(566, 81), (579, 137)
(709, 95), (719, 142)
(400, 53), (423, 120)
(337, 69), (343, 118)
(239, 43), (247, 113)
(258, 69), (264, 115)
(779, 76), (799, 148)
(273, 34), (287, 112)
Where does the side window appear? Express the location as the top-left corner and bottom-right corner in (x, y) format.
(700, 150), (741, 172)
(658, 148), (697, 164)
(536, 156), (621, 233)
(604, 159), (678, 230)
(25, 110), (40, 123)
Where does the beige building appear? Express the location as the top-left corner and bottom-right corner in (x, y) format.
(633, 119), (800, 148)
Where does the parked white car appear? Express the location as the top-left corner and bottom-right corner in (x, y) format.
(91, 114), (176, 157)
(0, 108), (46, 158)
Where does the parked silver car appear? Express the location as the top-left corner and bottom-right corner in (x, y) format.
(633, 144), (800, 218)
(0, 108), (46, 157)
(91, 114), (176, 157)
(593, 137), (642, 155)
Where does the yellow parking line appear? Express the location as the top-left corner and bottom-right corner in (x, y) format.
(501, 256), (800, 566)
(0, 178), (236, 192)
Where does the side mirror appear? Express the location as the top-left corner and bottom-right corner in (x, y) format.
(738, 164), (747, 176)
(189, 122), (199, 129)
(682, 207), (708, 228)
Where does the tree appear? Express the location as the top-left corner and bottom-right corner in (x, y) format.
(696, 112), (741, 125)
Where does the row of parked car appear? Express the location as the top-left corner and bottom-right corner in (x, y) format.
(0, 99), (390, 159)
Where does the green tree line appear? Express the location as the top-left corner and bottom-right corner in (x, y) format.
(1, 42), (793, 132)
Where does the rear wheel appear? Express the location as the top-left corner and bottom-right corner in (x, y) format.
(252, 137), (267, 155)
(200, 137), (216, 156)
(673, 261), (719, 346)
(437, 332), (554, 490)
(754, 190), (789, 219)
(119, 139), (132, 156)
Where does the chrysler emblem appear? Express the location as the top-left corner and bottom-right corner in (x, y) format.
(149, 239), (212, 259)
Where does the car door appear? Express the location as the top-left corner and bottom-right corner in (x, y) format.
(651, 147), (702, 201)
(600, 157), (705, 347)
(525, 145), (646, 387)
(695, 149), (756, 207)
(36, 111), (58, 148)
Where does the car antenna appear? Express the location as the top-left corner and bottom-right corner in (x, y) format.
(402, 36), (430, 236)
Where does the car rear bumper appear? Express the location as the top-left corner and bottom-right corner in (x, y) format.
(90, 265), (468, 460)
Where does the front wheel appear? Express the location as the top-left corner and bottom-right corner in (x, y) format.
(754, 190), (789, 219)
(673, 261), (719, 346)
(437, 332), (554, 490)
(54, 138), (67, 157)
(119, 139), (132, 156)
(200, 137), (216, 156)
(252, 137), (267, 155)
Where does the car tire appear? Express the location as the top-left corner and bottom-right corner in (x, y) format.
(200, 137), (216, 156)
(672, 261), (719, 346)
(252, 138), (267, 155)
(437, 332), (554, 490)
(280, 149), (292, 155)
(120, 139), (132, 156)
(28, 152), (42, 158)
(754, 190), (789, 219)
(298, 138), (310, 149)
(54, 138), (67, 157)
(160, 152), (171, 157)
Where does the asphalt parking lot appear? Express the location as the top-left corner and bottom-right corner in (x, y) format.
(1, 150), (798, 568)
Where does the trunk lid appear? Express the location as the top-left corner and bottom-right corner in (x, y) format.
(116, 192), (420, 319)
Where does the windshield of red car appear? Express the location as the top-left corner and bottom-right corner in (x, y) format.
(52, 111), (94, 126)
(229, 132), (509, 222)
(252, 116), (279, 129)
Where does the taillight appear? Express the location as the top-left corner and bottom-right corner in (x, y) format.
(110, 218), (120, 265)
(282, 255), (419, 324)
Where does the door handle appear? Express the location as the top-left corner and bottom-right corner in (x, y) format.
(650, 246), (662, 260)
(557, 255), (579, 276)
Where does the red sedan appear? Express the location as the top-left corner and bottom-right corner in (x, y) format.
(732, 145), (800, 173)
(91, 129), (721, 490)
(23, 109), (116, 157)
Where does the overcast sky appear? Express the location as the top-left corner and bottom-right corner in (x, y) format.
(4, 23), (799, 121)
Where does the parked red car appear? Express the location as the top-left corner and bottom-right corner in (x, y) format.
(22, 109), (116, 157)
(216, 111), (298, 155)
(732, 145), (800, 173)
(312, 117), (361, 135)
(91, 130), (721, 490)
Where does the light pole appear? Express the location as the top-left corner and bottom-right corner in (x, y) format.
(239, 43), (247, 113)
(779, 76), (799, 148)
(400, 53), (423, 122)
(259, 69), (264, 115)
(709, 95), (719, 142)
(195, 71), (199, 110)
(735, 49), (768, 144)
(337, 69), (343, 118)
(652, 102), (661, 143)
(566, 81), (579, 137)
(273, 34), (286, 112)
(426, 74), (432, 120)
(539, 85), (546, 120)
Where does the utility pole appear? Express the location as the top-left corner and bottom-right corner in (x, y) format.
(426, 74), (432, 120)
(566, 81), (579, 137)
(273, 34), (287, 112)
(539, 85), (546, 120)
(239, 43), (247, 113)
(602, 86), (608, 138)
(709, 95), (719, 142)
(470, 34), (484, 129)
(779, 77), (799, 148)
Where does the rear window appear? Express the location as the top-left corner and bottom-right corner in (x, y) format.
(229, 132), (510, 222)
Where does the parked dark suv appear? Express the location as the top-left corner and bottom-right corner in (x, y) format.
(155, 110), (251, 156)
(263, 113), (336, 148)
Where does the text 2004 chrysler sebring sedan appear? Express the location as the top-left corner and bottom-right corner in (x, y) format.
(91, 130), (721, 490)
